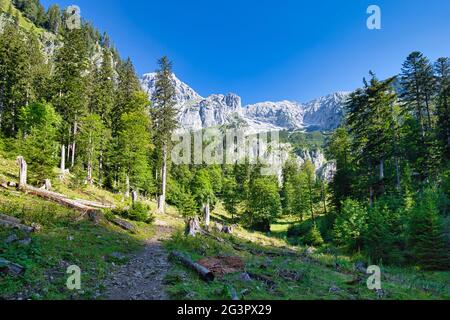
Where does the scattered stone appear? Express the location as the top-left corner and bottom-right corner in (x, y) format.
(305, 247), (316, 255)
(17, 237), (32, 246)
(7, 181), (17, 188)
(355, 261), (368, 274)
(0, 258), (25, 277)
(239, 272), (252, 282)
(5, 234), (19, 244)
(329, 286), (341, 294)
(112, 218), (137, 233)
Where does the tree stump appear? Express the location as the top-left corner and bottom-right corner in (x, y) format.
(186, 216), (203, 237)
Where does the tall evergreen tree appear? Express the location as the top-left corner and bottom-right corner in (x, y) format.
(52, 28), (90, 168)
(434, 57), (450, 160)
(151, 56), (178, 213)
(0, 20), (28, 136)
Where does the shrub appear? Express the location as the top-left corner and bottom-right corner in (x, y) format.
(304, 224), (324, 247)
(112, 202), (153, 224)
(127, 201), (153, 223)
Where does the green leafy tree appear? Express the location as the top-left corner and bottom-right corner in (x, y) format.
(246, 177), (281, 232)
(78, 114), (109, 185)
(191, 168), (215, 227)
(116, 98), (154, 196)
(19, 102), (61, 184)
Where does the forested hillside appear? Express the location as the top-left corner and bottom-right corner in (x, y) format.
(0, 0), (448, 301)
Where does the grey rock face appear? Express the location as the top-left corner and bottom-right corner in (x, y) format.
(140, 73), (349, 133)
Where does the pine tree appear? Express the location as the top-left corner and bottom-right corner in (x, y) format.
(112, 58), (141, 136)
(400, 52), (437, 180)
(408, 188), (449, 270)
(151, 56), (178, 213)
(0, 20), (28, 137)
(52, 28), (90, 168)
(45, 4), (62, 34)
(434, 57), (450, 160)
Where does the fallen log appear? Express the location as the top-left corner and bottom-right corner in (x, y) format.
(171, 251), (215, 282)
(0, 258), (25, 277)
(24, 186), (99, 214)
(112, 218), (137, 233)
(75, 198), (116, 209)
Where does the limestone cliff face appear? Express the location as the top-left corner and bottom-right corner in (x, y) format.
(140, 73), (349, 134)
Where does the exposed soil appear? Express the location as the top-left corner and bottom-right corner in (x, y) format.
(102, 220), (176, 300)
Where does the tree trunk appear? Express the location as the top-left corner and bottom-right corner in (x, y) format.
(17, 156), (27, 189)
(395, 157), (401, 191)
(71, 120), (78, 168)
(204, 199), (211, 229)
(87, 162), (93, 186)
(60, 145), (66, 173)
(158, 143), (168, 214)
(125, 175), (130, 198)
(186, 216), (203, 237)
(131, 190), (138, 205)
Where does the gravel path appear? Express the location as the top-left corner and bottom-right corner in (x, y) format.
(103, 220), (175, 300)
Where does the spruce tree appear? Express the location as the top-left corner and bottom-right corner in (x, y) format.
(52, 28), (90, 168)
(151, 56), (178, 213)
(408, 188), (449, 270)
(434, 57), (450, 160)
(0, 20), (28, 136)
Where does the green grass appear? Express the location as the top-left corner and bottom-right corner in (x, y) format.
(163, 206), (450, 300)
(0, 152), (156, 300)
(0, 188), (155, 300)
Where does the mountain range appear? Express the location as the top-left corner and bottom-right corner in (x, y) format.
(141, 73), (349, 134)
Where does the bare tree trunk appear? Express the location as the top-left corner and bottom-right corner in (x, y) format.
(60, 145), (66, 173)
(71, 120), (78, 168)
(87, 162), (93, 186)
(204, 199), (211, 229)
(17, 156), (27, 189)
(395, 157), (401, 191)
(125, 175), (130, 198)
(131, 190), (138, 205)
(158, 143), (168, 214)
(379, 159), (385, 180)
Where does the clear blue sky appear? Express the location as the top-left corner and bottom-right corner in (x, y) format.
(41, 0), (450, 104)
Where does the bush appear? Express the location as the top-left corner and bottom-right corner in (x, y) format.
(112, 202), (154, 224)
(127, 201), (153, 223)
(333, 199), (367, 251)
(287, 220), (325, 247)
(304, 224), (324, 247)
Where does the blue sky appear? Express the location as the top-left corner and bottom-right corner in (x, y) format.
(41, 0), (450, 104)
